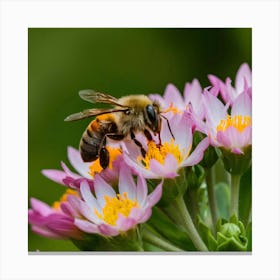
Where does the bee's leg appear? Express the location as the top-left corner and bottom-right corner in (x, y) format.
(99, 147), (110, 169)
(144, 128), (161, 147)
(144, 129), (153, 141)
(130, 131), (146, 157)
(98, 135), (110, 169)
(99, 133), (125, 169)
(158, 132), (162, 147)
(160, 114), (175, 140)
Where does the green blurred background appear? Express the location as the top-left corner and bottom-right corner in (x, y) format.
(28, 28), (251, 251)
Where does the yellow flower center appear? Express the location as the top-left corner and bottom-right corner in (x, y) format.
(139, 140), (187, 169)
(52, 189), (78, 210)
(216, 115), (251, 133)
(94, 192), (139, 226)
(88, 147), (122, 177)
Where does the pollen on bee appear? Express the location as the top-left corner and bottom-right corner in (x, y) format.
(88, 147), (122, 177)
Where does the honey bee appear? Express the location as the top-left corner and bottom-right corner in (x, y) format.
(65, 90), (174, 169)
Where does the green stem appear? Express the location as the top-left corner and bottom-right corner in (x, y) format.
(246, 206), (252, 228)
(185, 188), (199, 228)
(174, 196), (208, 251)
(230, 174), (241, 218)
(205, 167), (218, 232)
(142, 228), (184, 252)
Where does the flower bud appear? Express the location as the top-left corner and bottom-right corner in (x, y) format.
(221, 145), (251, 175)
(216, 217), (248, 251)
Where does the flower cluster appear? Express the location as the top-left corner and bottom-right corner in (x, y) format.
(29, 63), (252, 252)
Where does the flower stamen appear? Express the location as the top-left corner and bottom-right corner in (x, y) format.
(216, 115), (251, 133)
(94, 192), (139, 226)
(139, 140), (185, 169)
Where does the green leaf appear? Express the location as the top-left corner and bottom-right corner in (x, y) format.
(197, 216), (217, 251)
(143, 242), (164, 252)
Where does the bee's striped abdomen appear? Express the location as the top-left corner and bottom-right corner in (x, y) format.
(79, 115), (118, 162)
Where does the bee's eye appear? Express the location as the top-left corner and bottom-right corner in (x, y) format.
(146, 104), (156, 123)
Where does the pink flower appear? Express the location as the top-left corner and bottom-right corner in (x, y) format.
(149, 80), (206, 119)
(71, 165), (163, 236)
(208, 63), (252, 105)
(42, 146), (122, 190)
(123, 112), (209, 179)
(28, 189), (82, 239)
(203, 88), (252, 154)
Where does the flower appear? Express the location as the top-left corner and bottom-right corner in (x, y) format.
(28, 189), (82, 239)
(42, 146), (122, 189)
(208, 63), (252, 105)
(123, 112), (209, 179)
(203, 87), (252, 155)
(149, 80), (206, 118)
(71, 165), (163, 236)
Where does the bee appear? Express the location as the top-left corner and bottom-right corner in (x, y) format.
(65, 90), (174, 169)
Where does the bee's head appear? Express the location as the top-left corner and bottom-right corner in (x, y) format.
(144, 102), (161, 133)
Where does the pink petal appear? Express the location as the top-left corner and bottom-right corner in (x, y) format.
(184, 79), (202, 107)
(149, 155), (178, 179)
(129, 207), (143, 220)
(235, 63), (252, 93)
(98, 224), (119, 236)
(75, 219), (99, 234)
(80, 181), (101, 211)
(30, 198), (53, 216)
(60, 202), (75, 217)
(174, 112), (193, 150)
(116, 214), (137, 231)
(159, 113), (179, 144)
(231, 147), (244, 155)
(94, 174), (116, 208)
(217, 126), (251, 149)
(67, 195), (82, 216)
(231, 90), (252, 117)
(79, 200), (101, 224)
(41, 169), (68, 186)
(163, 84), (184, 109)
(61, 161), (81, 179)
(119, 163), (136, 200)
(136, 176), (148, 207)
(31, 225), (62, 239)
(182, 137), (209, 167)
(67, 146), (92, 178)
(204, 89), (228, 130)
(138, 207), (152, 223)
(123, 153), (156, 179)
(147, 180), (163, 207)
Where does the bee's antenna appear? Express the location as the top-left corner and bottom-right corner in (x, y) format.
(160, 114), (175, 140)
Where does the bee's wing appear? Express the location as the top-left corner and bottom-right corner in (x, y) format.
(79, 89), (126, 107)
(64, 108), (128, 122)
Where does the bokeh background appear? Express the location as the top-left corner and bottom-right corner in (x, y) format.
(28, 28), (252, 251)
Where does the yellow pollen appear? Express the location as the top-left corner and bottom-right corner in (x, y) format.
(88, 147), (122, 177)
(94, 192), (139, 226)
(164, 102), (182, 114)
(216, 115), (251, 133)
(139, 140), (186, 169)
(52, 189), (78, 210)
